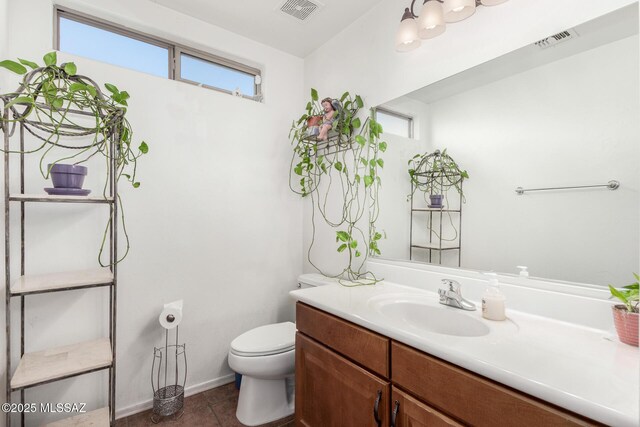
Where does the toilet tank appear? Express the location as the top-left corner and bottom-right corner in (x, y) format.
(297, 273), (335, 289)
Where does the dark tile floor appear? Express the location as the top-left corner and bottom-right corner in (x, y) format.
(116, 382), (294, 427)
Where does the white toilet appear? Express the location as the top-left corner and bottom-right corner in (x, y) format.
(227, 274), (333, 426)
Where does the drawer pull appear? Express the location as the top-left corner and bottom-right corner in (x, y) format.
(391, 400), (400, 427)
(373, 390), (382, 427)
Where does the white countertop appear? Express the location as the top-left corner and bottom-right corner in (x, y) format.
(290, 280), (640, 427)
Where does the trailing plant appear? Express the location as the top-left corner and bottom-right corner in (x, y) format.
(407, 149), (469, 247)
(609, 274), (639, 313)
(408, 148), (468, 197)
(289, 88), (387, 285)
(0, 52), (148, 266)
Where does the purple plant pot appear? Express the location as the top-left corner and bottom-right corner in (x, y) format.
(429, 194), (443, 207)
(48, 164), (88, 189)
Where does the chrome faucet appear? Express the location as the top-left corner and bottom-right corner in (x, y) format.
(438, 279), (476, 311)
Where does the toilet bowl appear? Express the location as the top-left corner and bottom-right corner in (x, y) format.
(228, 322), (296, 426)
(227, 274), (334, 426)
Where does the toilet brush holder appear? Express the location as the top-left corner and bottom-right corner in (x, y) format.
(151, 326), (187, 423)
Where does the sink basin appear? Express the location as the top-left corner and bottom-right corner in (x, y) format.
(369, 295), (490, 337)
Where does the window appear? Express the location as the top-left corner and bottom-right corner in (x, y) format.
(375, 108), (413, 138)
(58, 14), (170, 78)
(178, 52), (257, 96)
(55, 8), (262, 100)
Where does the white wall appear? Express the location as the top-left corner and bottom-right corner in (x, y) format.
(302, 0), (638, 276)
(0, 0), (6, 57)
(375, 98), (430, 261)
(0, 0), (8, 90)
(0, 0), (304, 423)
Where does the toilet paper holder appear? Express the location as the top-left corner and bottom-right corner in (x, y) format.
(151, 326), (187, 422)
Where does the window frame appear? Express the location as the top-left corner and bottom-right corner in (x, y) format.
(53, 7), (262, 100)
(375, 107), (414, 139)
(175, 46), (260, 98)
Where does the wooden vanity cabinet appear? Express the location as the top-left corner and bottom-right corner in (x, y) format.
(296, 303), (390, 426)
(391, 342), (599, 427)
(296, 334), (390, 426)
(295, 302), (601, 427)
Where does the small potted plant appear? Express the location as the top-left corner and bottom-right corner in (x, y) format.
(306, 115), (322, 137)
(408, 149), (469, 207)
(608, 274), (639, 347)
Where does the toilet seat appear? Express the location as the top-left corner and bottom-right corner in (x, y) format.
(230, 322), (296, 357)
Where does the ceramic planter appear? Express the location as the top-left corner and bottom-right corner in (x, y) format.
(48, 163), (88, 189)
(306, 115), (322, 137)
(612, 305), (639, 346)
(429, 194), (443, 207)
(307, 115), (322, 127)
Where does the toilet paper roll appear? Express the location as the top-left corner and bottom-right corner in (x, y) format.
(159, 300), (183, 330)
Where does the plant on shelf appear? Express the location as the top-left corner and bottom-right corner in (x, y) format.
(609, 274), (639, 347)
(0, 52), (148, 266)
(289, 88), (387, 285)
(407, 149), (468, 259)
(408, 148), (468, 203)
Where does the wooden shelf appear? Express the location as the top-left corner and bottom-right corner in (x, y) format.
(10, 338), (112, 390)
(411, 243), (460, 251)
(11, 269), (113, 296)
(43, 407), (110, 426)
(9, 194), (114, 204)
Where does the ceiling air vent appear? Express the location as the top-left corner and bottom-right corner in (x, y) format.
(535, 28), (579, 49)
(278, 0), (323, 22)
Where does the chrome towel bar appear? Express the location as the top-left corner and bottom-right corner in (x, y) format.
(515, 180), (620, 195)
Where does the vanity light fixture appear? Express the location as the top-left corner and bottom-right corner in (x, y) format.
(395, 0), (509, 52)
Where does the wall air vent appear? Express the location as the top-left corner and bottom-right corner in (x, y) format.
(278, 0), (323, 22)
(535, 29), (579, 49)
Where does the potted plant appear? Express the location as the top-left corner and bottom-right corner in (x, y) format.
(289, 88), (387, 284)
(305, 114), (322, 137)
(408, 149), (468, 206)
(608, 274), (639, 346)
(0, 52), (148, 265)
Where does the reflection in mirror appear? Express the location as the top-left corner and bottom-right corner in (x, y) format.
(375, 4), (639, 287)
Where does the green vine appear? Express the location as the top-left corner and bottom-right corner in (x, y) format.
(289, 89), (386, 285)
(408, 148), (468, 198)
(408, 149), (468, 246)
(0, 52), (148, 266)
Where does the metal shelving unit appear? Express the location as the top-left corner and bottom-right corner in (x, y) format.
(409, 181), (463, 266)
(2, 82), (119, 426)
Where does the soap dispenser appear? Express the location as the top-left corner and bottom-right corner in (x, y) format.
(482, 273), (506, 321)
(517, 266), (529, 278)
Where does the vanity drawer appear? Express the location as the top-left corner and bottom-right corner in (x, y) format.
(296, 302), (389, 378)
(391, 342), (599, 427)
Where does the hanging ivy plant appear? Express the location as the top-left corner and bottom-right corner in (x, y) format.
(408, 149), (468, 198)
(289, 88), (387, 285)
(408, 149), (468, 246)
(0, 52), (148, 266)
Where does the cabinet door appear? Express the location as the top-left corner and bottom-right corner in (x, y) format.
(296, 333), (390, 427)
(392, 342), (597, 426)
(391, 387), (462, 427)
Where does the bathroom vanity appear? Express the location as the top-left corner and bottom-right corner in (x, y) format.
(296, 302), (596, 426)
(290, 273), (639, 427)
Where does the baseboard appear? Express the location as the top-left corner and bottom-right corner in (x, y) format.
(115, 373), (236, 419)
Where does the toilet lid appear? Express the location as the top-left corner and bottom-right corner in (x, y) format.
(230, 322), (296, 357)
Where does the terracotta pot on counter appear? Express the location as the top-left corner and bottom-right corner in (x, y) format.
(612, 305), (639, 346)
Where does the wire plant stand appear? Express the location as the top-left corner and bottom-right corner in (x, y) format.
(2, 69), (120, 426)
(151, 327), (187, 423)
(409, 181), (463, 266)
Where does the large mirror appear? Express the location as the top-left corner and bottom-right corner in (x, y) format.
(375, 4), (639, 287)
